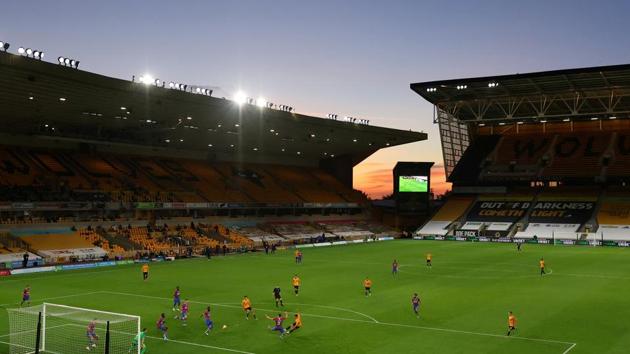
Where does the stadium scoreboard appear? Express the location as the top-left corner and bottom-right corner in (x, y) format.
(393, 162), (433, 212)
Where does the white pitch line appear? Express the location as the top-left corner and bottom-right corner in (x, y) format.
(101, 290), (575, 351)
(562, 342), (577, 354)
(102, 291), (374, 323)
(0, 291), (102, 308)
(0, 266), (133, 283)
(65, 323), (256, 354)
(397, 267), (549, 280)
(250, 302), (378, 323)
(557, 272), (630, 280)
(0, 324), (71, 339)
(374, 321), (574, 345)
(0, 339), (64, 354)
(144, 335), (257, 354)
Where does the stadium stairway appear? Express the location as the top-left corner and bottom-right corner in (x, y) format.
(307, 170), (351, 203)
(0, 232), (30, 252)
(260, 167), (307, 202)
(537, 134), (559, 177)
(198, 225), (230, 244)
(447, 195), (480, 236)
(582, 189), (607, 233)
(511, 193), (541, 237)
(98, 228), (139, 251)
(211, 165), (256, 202)
(132, 160), (190, 201)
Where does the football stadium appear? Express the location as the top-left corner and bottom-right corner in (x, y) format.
(2, 12), (630, 354)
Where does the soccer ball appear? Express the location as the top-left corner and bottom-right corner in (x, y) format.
(222, 324), (228, 329)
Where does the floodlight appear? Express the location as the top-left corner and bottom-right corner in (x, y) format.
(17, 47), (25, 54)
(139, 74), (154, 85)
(233, 91), (247, 105)
(256, 97), (267, 108)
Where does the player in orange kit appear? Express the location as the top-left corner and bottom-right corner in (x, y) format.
(241, 296), (257, 320)
(292, 275), (301, 296)
(506, 311), (517, 336)
(363, 277), (372, 296)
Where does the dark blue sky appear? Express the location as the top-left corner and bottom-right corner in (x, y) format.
(4, 0), (629, 196)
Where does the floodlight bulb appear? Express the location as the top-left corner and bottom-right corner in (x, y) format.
(233, 91), (247, 105)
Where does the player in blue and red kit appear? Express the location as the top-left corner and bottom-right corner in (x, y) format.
(156, 313), (168, 341)
(179, 300), (189, 326)
(412, 293), (421, 318)
(266, 312), (288, 337)
(392, 260), (399, 276)
(20, 285), (31, 307)
(202, 306), (213, 335)
(86, 319), (99, 350)
(172, 286), (181, 312)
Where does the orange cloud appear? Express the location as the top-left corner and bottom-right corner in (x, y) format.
(354, 163), (451, 199)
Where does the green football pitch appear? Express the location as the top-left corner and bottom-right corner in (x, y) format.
(399, 177), (428, 192)
(2, 240), (630, 354)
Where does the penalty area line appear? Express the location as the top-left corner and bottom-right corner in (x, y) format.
(0, 291), (103, 308)
(100, 290), (575, 351)
(65, 323), (257, 354)
(562, 343), (577, 354)
(144, 335), (257, 354)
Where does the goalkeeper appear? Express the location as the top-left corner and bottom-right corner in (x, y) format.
(129, 328), (147, 354)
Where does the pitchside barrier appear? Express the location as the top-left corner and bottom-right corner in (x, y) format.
(294, 237), (395, 249)
(413, 235), (630, 247)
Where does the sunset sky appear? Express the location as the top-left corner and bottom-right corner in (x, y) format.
(4, 0), (630, 199)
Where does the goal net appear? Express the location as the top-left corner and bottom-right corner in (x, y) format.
(7, 303), (141, 354)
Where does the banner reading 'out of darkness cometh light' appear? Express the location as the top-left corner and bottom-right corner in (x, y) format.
(466, 201), (530, 222)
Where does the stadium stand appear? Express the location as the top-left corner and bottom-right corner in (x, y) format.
(410, 64), (630, 244)
(0, 146), (365, 204)
(14, 229), (106, 263)
(596, 197), (630, 241)
(0, 44), (418, 269)
(78, 228), (126, 255)
(416, 197), (474, 236)
(269, 222), (324, 242)
(318, 221), (374, 240)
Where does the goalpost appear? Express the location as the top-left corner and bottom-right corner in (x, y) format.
(7, 303), (141, 354)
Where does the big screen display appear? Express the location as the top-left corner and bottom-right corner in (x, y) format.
(398, 175), (428, 193)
